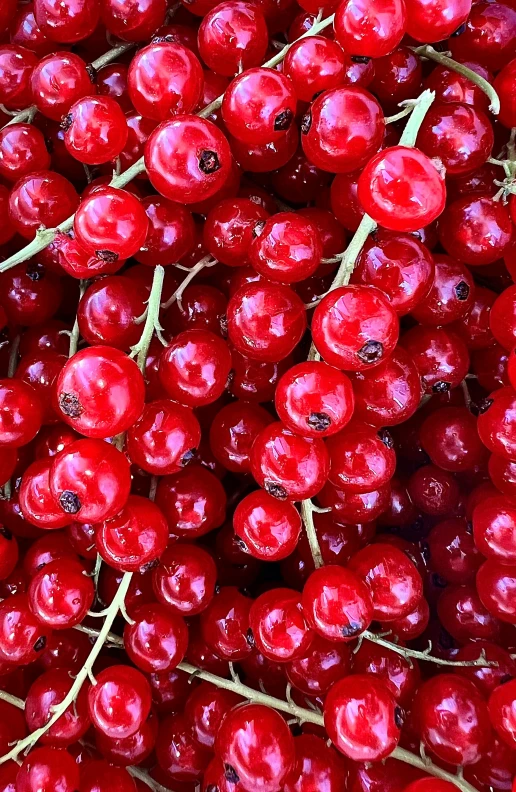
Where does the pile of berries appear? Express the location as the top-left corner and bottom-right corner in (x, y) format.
(0, 0), (516, 791)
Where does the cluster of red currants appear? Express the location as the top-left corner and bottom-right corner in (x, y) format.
(0, 0), (516, 791)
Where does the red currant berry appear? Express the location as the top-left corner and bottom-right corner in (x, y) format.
(88, 665), (152, 739)
(249, 212), (322, 284)
(415, 674), (491, 765)
(301, 87), (384, 173)
(198, 1), (268, 77)
(34, 0), (99, 42)
(95, 495), (168, 572)
(28, 557), (94, 629)
(302, 564), (374, 641)
(249, 588), (314, 662)
(358, 146), (446, 232)
(350, 346), (421, 426)
(437, 194), (513, 266)
(0, 124), (50, 182)
(159, 329), (232, 407)
(283, 36), (347, 102)
(0, 379), (43, 447)
(312, 285), (399, 371)
(215, 703), (295, 792)
(55, 346), (145, 438)
(401, 325), (470, 393)
(327, 422), (396, 493)
(209, 401), (273, 474)
(152, 543), (217, 615)
(31, 52), (93, 121)
(100, 0), (167, 41)
(127, 400), (201, 476)
(233, 490), (301, 561)
(227, 281), (306, 362)
(136, 196), (195, 266)
(420, 406), (487, 472)
(200, 586), (252, 660)
(16, 747), (79, 792)
(251, 421), (329, 501)
(49, 438), (131, 523)
(124, 602), (188, 672)
(222, 68), (296, 145)
(0, 593), (50, 665)
(145, 115), (233, 204)
(334, 0), (406, 58)
(128, 42), (203, 121)
(324, 674), (402, 761)
(25, 668), (90, 745)
(8, 170), (79, 240)
(74, 187), (149, 262)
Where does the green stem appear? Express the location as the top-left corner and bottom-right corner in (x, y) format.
(412, 46), (500, 115)
(0, 572), (133, 764)
(130, 265), (166, 373)
(71, 625), (481, 792)
(300, 500), (324, 569)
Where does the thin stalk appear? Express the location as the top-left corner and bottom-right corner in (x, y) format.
(0, 13), (336, 275)
(69, 280), (88, 357)
(0, 572), (132, 764)
(73, 625), (481, 792)
(412, 45), (500, 115)
(361, 630), (495, 668)
(0, 691), (24, 709)
(161, 256), (216, 311)
(126, 767), (175, 792)
(300, 500), (324, 569)
(129, 265), (166, 372)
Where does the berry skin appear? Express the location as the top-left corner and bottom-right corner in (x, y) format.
(477, 387), (516, 461)
(8, 170), (79, 241)
(126, 400), (201, 476)
(0, 124), (50, 182)
(283, 36), (346, 102)
(448, 1), (516, 73)
(283, 735), (347, 792)
(312, 285), (399, 371)
(250, 212), (323, 284)
(49, 438), (132, 524)
(490, 285), (516, 351)
(203, 197), (269, 267)
(159, 329), (232, 407)
(302, 564), (374, 641)
(155, 712), (211, 780)
(88, 665), (152, 739)
(301, 87), (385, 174)
(209, 401), (273, 474)
(420, 406), (487, 472)
(417, 101), (493, 176)
(324, 675), (402, 761)
(136, 195), (195, 266)
(352, 229), (434, 316)
(55, 346), (145, 439)
(63, 95), (128, 165)
(428, 518), (482, 584)
(348, 542), (423, 621)
(489, 678), (516, 749)
(198, 1), (268, 77)
(477, 560), (516, 624)
(100, 0), (167, 41)
(128, 42), (204, 121)
(227, 281), (307, 363)
(494, 57), (516, 129)
(326, 422), (396, 493)
(95, 495), (168, 573)
(222, 68), (296, 145)
(406, 0), (471, 41)
(437, 194), (513, 266)
(34, 0), (99, 42)
(215, 703), (295, 792)
(31, 52), (92, 121)
(28, 558), (94, 629)
(334, 0), (406, 57)
(415, 675), (491, 765)
(473, 496), (516, 564)
(358, 146), (446, 232)
(200, 586), (252, 661)
(350, 347), (421, 427)
(145, 115), (233, 204)
(233, 490), (301, 562)
(0, 45), (38, 110)
(155, 465), (226, 538)
(401, 325), (470, 393)
(275, 361), (354, 438)
(0, 593), (50, 665)
(249, 588), (314, 662)
(124, 603), (188, 672)
(250, 421), (330, 501)
(16, 747), (80, 792)
(152, 543), (217, 615)
(411, 254), (474, 327)
(20, 458), (73, 530)
(0, 379), (43, 447)
(77, 275), (147, 350)
(74, 187), (149, 262)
